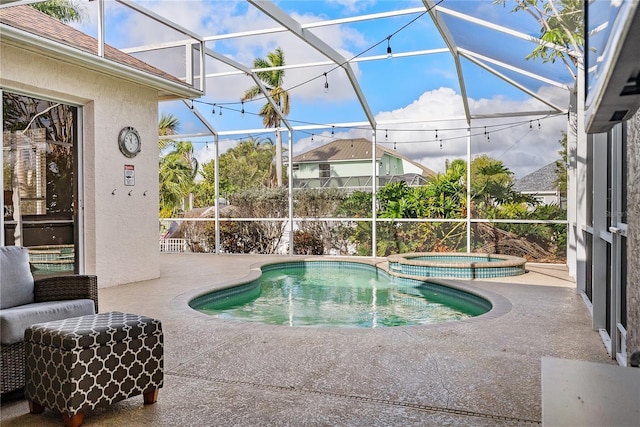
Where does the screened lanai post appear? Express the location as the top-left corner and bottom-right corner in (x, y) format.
(466, 127), (471, 253)
(97, 0), (104, 57)
(214, 134), (220, 254)
(371, 129), (377, 258)
(288, 131), (294, 255)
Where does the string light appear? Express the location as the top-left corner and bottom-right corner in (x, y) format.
(393, 141), (397, 150)
(191, 99), (561, 146)
(439, 139), (442, 149)
(311, 134), (314, 141)
(324, 73), (329, 93)
(212, 103), (216, 116)
(386, 36), (393, 58)
(241, 101), (245, 117)
(385, 129), (388, 139)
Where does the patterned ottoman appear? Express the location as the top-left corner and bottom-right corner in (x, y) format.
(24, 312), (163, 427)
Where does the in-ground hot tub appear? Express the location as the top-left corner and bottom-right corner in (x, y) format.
(387, 252), (526, 279)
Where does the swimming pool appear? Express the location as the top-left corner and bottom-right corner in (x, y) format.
(189, 261), (492, 328)
(387, 252), (527, 279)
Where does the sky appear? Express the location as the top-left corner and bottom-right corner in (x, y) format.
(72, 0), (576, 179)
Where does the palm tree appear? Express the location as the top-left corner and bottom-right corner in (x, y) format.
(158, 112), (180, 151)
(157, 114), (198, 217)
(32, 0), (83, 24)
(241, 47), (290, 187)
(159, 142), (198, 217)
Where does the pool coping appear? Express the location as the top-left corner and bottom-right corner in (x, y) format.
(174, 256), (512, 331)
(387, 251), (527, 268)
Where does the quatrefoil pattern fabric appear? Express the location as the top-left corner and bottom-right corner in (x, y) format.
(24, 312), (163, 416)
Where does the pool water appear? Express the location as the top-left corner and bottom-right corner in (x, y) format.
(190, 262), (490, 328)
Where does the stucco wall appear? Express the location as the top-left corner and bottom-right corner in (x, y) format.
(1, 43), (160, 287)
(626, 109), (640, 357)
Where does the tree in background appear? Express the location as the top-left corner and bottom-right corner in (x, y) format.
(158, 112), (180, 151)
(32, 0), (83, 23)
(241, 48), (289, 187)
(159, 142), (198, 217)
(554, 131), (568, 199)
(493, 0), (583, 73)
(194, 136), (276, 206)
(158, 114), (198, 217)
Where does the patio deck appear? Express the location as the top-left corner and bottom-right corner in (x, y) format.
(1, 254), (613, 426)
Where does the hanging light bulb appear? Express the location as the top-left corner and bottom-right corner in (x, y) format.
(529, 120), (533, 129)
(311, 134), (314, 142)
(393, 141), (397, 150)
(435, 129), (438, 139)
(331, 126), (335, 136)
(537, 119), (541, 129)
(219, 106), (222, 116)
(385, 129), (388, 140)
(241, 101), (245, 117)
(212, 103), (216, 116)
(439, 139), (443, 150)
(386, 36), (393, 58)
(324, 73), (329, 93)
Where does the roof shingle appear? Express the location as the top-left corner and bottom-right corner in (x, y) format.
(0, 5), (189, 87)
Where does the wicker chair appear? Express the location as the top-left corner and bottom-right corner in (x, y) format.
(0, 247), (98, 395)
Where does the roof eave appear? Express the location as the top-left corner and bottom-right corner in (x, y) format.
(0, 24), (203, 101)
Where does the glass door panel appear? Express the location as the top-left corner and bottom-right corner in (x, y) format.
(2, 92), (78, 274)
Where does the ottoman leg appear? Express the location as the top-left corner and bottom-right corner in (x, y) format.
(143, 389), (159, 404)
(28, 400), (45, 414)
(62, 412), (84, 427)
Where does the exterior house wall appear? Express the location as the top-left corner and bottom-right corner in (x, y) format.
(626, 109), (640, 358)
(332, 161), (372, 177)
(293, 160), (373, 179)
(380, 154), (402, 176)
(1, 43), (160, 288)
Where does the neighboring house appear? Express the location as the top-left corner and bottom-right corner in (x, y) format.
(291, 138), (435, 190)
(513, 162), (563, 207)
(1, 6), (201, 286)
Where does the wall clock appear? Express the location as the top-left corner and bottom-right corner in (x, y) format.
(118, 126), (141, 158)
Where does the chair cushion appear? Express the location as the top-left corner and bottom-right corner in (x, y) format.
(0, 246), (34, 309)
(0, 299), (96, 345)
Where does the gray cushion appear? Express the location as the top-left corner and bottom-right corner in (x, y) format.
(0, 299), (96, 344)
(1, 246), (34, 309)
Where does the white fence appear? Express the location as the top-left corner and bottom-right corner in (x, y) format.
(159, 238), (188, 253)
(159, 238), (210, 253)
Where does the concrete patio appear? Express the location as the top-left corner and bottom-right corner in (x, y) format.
(1, 254), (613, 426)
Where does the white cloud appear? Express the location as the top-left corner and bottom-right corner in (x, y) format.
(369, 86), (570, 177)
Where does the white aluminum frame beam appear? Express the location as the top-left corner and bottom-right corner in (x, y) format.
(425, 0), (471, 124)
(436, 5), (579, 58)
(116, 0), (205, 92)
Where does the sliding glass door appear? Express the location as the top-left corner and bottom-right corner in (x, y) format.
(2, 90), (80, 274)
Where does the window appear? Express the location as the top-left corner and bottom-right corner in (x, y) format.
(319, 163), (330, 178)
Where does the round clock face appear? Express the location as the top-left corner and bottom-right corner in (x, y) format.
(118, 127), (141, 158)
